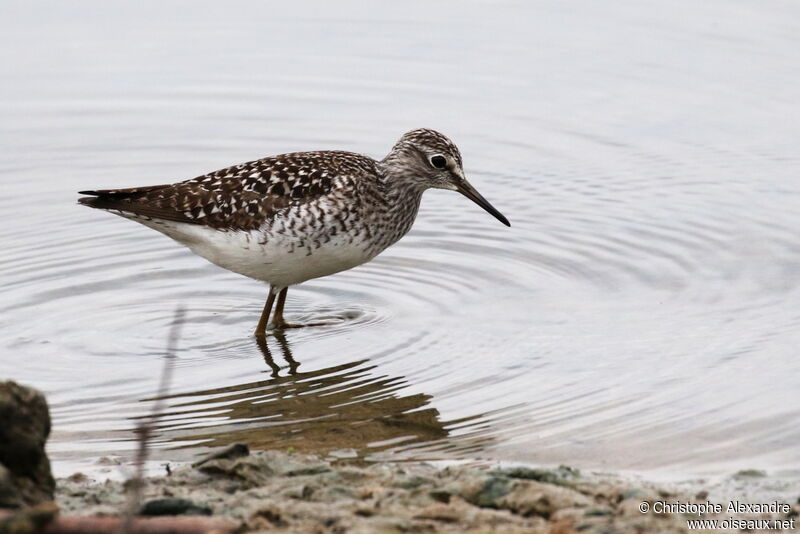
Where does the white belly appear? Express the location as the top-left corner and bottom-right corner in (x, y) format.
(132, 216), (375, 287)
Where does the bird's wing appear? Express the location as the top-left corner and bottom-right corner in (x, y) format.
(78, 151), (377, 231)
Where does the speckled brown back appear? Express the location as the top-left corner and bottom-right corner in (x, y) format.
(79, 150), (379, 231)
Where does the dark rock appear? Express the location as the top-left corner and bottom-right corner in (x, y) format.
(192, 443), (250, 468)
(0, 381), (54, 508)
(140, 498), (212, 516)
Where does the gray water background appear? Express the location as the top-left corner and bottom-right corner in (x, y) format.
(1, 0), (799, 478)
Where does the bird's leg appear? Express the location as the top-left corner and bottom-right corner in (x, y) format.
(254, 286), (279, 337)
(271, 287), (297, 329)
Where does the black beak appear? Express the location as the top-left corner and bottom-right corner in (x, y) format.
(456, 180), (510, 227)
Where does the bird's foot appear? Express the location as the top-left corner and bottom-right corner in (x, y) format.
(271, 321), (305, 330)
(270, 319), (335, 330)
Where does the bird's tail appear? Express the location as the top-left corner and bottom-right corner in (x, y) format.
(77, 186), (167, 211)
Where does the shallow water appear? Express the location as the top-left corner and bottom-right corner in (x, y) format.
(1, 0), (799, 478)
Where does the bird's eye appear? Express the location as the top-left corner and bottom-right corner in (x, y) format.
(430, 155), (447, 169)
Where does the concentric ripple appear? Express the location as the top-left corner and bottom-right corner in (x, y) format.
(1, 0), (800, 478)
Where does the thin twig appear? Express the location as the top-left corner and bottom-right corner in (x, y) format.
(121, 306), (187, 533)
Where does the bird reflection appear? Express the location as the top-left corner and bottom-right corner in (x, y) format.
(255, 330), (299, 377)
(152, 333), (487, 456)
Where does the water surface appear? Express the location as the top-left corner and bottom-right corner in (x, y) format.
(1, 0), (799, 478)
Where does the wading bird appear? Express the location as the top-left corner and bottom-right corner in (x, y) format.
(79, 129), (510, 336)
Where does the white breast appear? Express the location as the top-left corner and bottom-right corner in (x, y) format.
(129, 210), (377, 288)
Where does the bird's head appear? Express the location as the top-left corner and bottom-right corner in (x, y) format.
(382, 128), (510, 227)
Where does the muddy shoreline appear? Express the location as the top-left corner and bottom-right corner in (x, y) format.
(54, 447), (798, 534)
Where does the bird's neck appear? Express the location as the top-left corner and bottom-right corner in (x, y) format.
(359, 163), (426, 254)
(377, 162), (426, 216)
